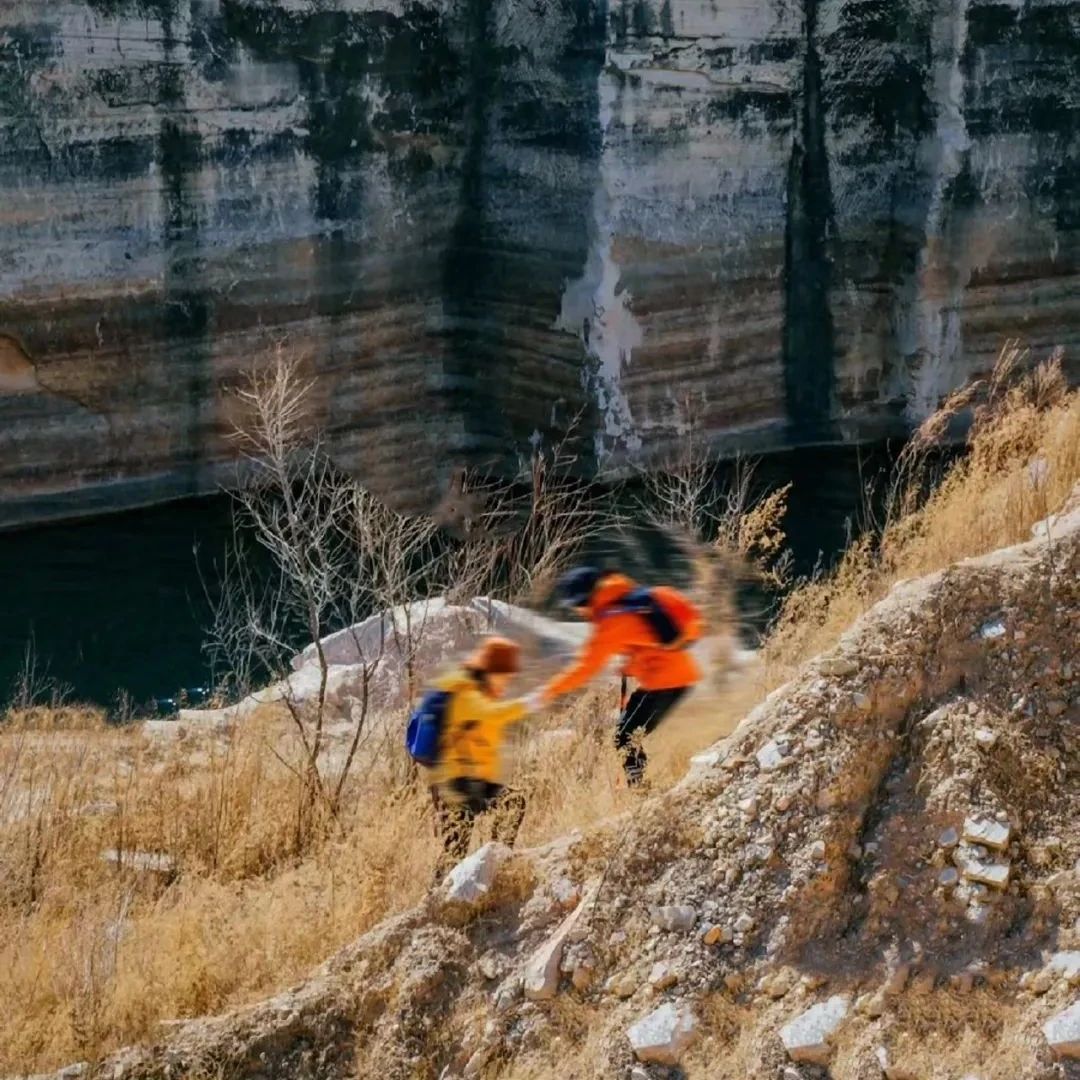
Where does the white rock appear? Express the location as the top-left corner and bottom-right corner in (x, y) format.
(973, 728), (997, 748)
(780, 995), (850, 1065)
(443, 842), (512, 903)
(756, 740), (787, 771)
(1044, 1000), (1080, 1060)
(952, 844), (1010, 889)
(734, 913), (755, 934)
(963, 860), (1010, 889)
(626, 1002), (697, 1065)
(809, 839), (827, 861)
(1048, 952), (1080, 985)
(978, 619), (1006, 640)
(652, 905), (697, 932)
(522, 881), (600, 1000)
(648, 961), (678, 990)
(962, 816), (1011, 851)
(690, 749), (723, 770)
(100, 849), (175, 875)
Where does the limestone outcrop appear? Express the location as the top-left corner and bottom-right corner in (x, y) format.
(2, 0), (1078, 526)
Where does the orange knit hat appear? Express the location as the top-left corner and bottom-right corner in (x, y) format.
(465, 636), (522, 675)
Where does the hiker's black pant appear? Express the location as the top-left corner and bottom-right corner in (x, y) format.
(615, 687), (689, 785)
(434, 778), (527, 869)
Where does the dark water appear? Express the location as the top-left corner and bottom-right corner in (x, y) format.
(0, 496), (234, 711)
(0, 444), (902, 709)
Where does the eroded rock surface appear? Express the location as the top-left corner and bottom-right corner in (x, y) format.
(2, 1), (1079, 526)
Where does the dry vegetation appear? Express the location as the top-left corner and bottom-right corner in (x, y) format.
(0, 344), (1076, 1075)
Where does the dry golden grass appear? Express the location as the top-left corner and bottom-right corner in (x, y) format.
(763, 344), (1079, 682)
(0, 343), (1076, 1074)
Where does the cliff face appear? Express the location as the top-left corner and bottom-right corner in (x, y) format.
(1, 0), (1078, 525)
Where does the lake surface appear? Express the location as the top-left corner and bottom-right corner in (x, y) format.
(0, 444), (902, 709)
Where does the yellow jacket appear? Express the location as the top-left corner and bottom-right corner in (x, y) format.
(427, 669), (528, 786)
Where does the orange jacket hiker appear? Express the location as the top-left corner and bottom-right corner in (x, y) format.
(541, 571), (704, 703)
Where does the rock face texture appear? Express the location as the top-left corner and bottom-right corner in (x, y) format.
(1, 0), (1078, 526)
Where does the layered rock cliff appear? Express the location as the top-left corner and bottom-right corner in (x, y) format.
(1, 0), (1078, 526)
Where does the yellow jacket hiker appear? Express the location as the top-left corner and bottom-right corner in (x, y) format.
(428, 668), (527, 786)
(426, 637), (534, 877)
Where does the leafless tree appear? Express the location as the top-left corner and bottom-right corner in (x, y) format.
(451, 415), (621, 608)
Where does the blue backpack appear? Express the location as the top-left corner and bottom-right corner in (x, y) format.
(405, 689), (452, 767)
(609, 586), (682, 645)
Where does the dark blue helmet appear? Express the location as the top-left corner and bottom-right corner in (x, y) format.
(556, 566), (603, 608)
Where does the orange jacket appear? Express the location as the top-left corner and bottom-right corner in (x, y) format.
(541, 575), (703, 702)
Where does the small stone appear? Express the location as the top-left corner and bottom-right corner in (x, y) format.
(1030, 969), (1054, 995)
(738, 796), (759, 818)
(809, 840), (827, 861)
(652, 905), (697, 932)
(937, 826), (959, 848)
(523, 884), (599, 1001)
(964, 860), (1010, 889)
(978, 619), (1006, 639)
(443, 842), (511, 903)
(734, 913), (755, 933)
(938, 867), (959, 887)
(648, 961), (678, 991)
(690, 749), (723, 769)
(703, 924), (733, 946)
(775, 794), (793, 812)
(962, 816), (1011, 851)
(627, 1002), (697, 1065)
(1044, 1000), (1080, 1059)
(953, 844), (1010, 888)
(478, 954), (506, 981)
(780, 995), (850, 1065)
(606, 972), (638, 998)
(1048, 700), (1067, 717)
(973, 728), (997, 748)
(757, 740), (787, 771)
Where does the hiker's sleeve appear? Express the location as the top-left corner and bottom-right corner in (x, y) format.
(488, 697), (528, 729)
(461, 687), (527, 730)
(542, 621), (619, 701)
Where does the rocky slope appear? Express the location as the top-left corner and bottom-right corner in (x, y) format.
(2, 0), (1079, 527)
(28, 490), (1079, 1078)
